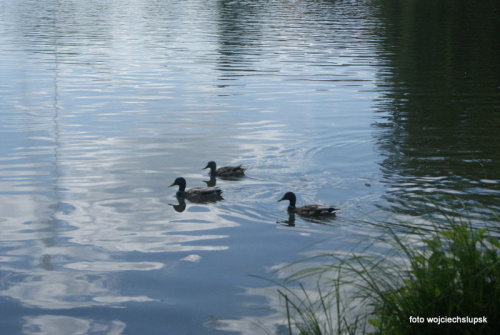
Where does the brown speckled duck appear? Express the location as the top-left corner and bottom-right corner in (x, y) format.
(203, 161), (246, 178)
(278, 192), (339, 216)
(169, 177), (223, 200)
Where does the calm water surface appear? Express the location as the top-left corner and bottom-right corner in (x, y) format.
(1, 0), (499, 334)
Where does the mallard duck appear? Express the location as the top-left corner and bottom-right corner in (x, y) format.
(169, 177), (223, 200)
(203, 161), (246, 178)
(278, 192), (339, 216)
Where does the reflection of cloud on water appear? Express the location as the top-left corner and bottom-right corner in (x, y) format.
(23, 315), (126, 335)
(0, 106), (344, 327)
(1, 266), (160, 310)
(0, 128), (242, 312)
(63, 197), (233, 253)
(2, 271), (114, 309)
(93, 295), (157, 303)
(0, 192), (173, 310)
(64, 261), (164, 272)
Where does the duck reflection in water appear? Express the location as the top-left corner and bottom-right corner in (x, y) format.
(203, 174), (217, 187)
(277, 210), (340, 227)
(277, 212), (296, 227)
(169, 177), (224, 204)
(169, 196), (187, 212)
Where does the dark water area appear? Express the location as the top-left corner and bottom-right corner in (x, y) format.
(372, 0), (500, 223)
(0, 0), (499, 334)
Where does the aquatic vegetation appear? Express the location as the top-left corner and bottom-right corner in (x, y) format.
(275, 211), (500, 335)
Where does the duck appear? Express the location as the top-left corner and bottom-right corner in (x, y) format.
(278, 192), (340, 216)
(203, 161), (246, 178)
(169, 177), (223, 200)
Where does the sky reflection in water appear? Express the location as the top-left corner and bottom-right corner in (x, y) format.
(1, 0), (499, 334)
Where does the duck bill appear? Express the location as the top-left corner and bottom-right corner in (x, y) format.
(168, 183), (175, 187)
(202, 166), (209, 170)
(277, 197), (285, 202)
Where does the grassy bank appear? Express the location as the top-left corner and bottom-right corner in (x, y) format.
(277, 213), (500, 335)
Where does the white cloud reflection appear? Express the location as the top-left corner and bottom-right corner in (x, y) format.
(0, 115), (291, 315)
(64, 261), (164, 272)
(23, 315), (126, 335)
(2, 271), (116, 310)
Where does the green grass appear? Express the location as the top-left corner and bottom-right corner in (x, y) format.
(276, 212), (500, 335)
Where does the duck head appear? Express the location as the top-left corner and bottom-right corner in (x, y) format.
(169, 177), (187, 192)
(203, 161), (217, 171)
(278, 192), (297, 207)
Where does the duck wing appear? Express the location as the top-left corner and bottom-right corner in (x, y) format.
(186, 187), (223, 197)
(217, 165), (246, 177)
(296, 205), (340, 216)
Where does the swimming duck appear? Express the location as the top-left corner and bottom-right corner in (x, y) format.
(203, 161), (246, 178)
(169, 177), (223, 200)
(278, 192), (339, 216)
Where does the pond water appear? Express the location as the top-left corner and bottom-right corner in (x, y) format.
(1, 0), (499, 334)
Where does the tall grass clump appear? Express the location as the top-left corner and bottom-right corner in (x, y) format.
(277, 212), (500, 335)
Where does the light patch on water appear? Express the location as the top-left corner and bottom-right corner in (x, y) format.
(93, 295), (158, 303)
(64, 261), (165, 272)
(22, 316), (126, 335)
(180, 254), (202, 263)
